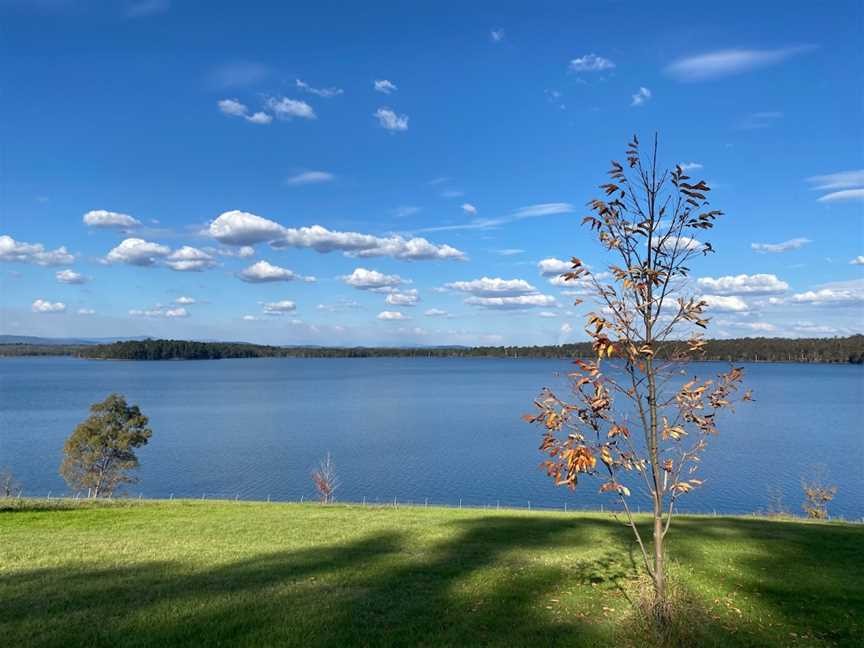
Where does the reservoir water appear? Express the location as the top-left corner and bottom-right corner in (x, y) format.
(1, 357), (861, 518)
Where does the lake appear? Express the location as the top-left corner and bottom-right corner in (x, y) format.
(1, 357), (862, 518)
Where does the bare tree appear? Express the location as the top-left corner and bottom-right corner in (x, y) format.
(1, 467), (21, 497)
(311, 453), (340, 504)
(801, 464), (837, 519)
(524, 134), (751, 621)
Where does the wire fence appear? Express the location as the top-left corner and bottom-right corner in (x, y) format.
(4, 489), (860, 523)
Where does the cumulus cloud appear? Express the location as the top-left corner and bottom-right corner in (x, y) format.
(217, 99), (273, 124)
(77, 308), (96, 315)
(32, 299), (66, 313)
(83, 209), (141, 229)
(209, 211), (465, 261)
(424, 308), (448, 317)
(105, 238), (171, 266)
(679, 162), (703, 171)
(166, 246), (217, 272)
(569, 53), (615, 72)
(374, 108), (408, 131)
(317, 299), (360, 313)
(130, 306), (189, 318)
(343, 268), (406, 291)
(790, 288), (864, 305)
(465, 294), (557, 310)
(751, 238), (811, 253)
(850, 256), (864, 266)
(263, 300), (297, 314)
(285, 171), (334, 186)
(664, 46), (814, 81)
(538, 311), (558, 318)
(377, 310), (410, 321)
(699, 295), (749, 312)
(497, 248), (524, 256)
(631, 86), (652, 107)
(652, 235), (702, 253)
(295, 78), (343, 98)
(264, 96), (315, 120)
(174, 296), (197, 305)
(697, 273), (788, 295)
(0, 235), (74, 266)
(209, 210), (286, 246)
(55, 269), (88, 284)
(461, 203), (477, 215)
(444, 276), (538, 297)
(373, 79), (397, 94)
(537, 257), (571, 277)
(385, 289), (420, 306)
(238, 260), (304, 283)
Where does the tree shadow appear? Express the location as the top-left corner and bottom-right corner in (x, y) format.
(2, 511), (861, 647)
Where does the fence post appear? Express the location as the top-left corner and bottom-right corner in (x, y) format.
(235, 493), (239, 502)
(267, 494), (271, 502)
(424, 497), (428, 508)
(564, 502), (567, 513)
(394, 496), (398, 508)
(528, 501), (531, 511)
(300, 495), (304, 504)
(47, 491), (51, 502)
(362, 496), (366, 506)
(459, 498), (462, 509)
(170, 493), (174, 500)
(202, 493), (205, 500)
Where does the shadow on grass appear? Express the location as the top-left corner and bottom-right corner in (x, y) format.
(2, 511), (862, 647)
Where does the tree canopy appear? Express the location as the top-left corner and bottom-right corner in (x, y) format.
(59, 394), (152, 498)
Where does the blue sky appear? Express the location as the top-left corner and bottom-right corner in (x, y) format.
(1, 0), (862, 345)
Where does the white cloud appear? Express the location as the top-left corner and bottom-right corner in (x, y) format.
(569, 53), (615, 72)
(264, 96), (316, 120)
(697, 273), (788, 296)
(374, 108), (409, 131)
(790, 288), (864, 306)
(285, 171), (334, 186)
(83, 209), (141, 229)
(238, 260), (303, 283)
(816, 189), (864, 203)
(419, 202), (574, 233)
(217, 99), (273, 124)
(373, 79), (397, 94)
(295, 78), (343, 98)
(0, 235), (74, 266)
(851, 256), (864, 266)
(490, 28), (505, 42)
(424, 308), (448, 317)
(751, 238), (811, 253)
(105, 238), (171, 266)
(461, 203), (477, 215)
(377, 310), (410, 321)
(55, 269), (87, 284)
(210, 211), (466, 261)
(263, 300), (297, 314)
(465, 294), (557, 310)
(343, 268), (406, 291)
(385, 289), (420, 306)
(631, 86), (652, 107)
(130, 306), (189, 318)
(699, 295), (749, 312)
(316, 299), (360, 312)
(77, 308), (96, 315)
(275, 225), (466, 261)
(651, 235), (702, 253)
(538, 311), (558, 318)
(32, 299), (66, 313)
(166, 246), (217, 272)
(664, 46), (814, 81)
(392, 206), (421, 218)
(537, 257), (571, 277)
(679, 162), (703, 171)
(806, 170), (864, 191)
(444, 277), (538, 297)
(497, 249), (524, 256)
(209, 210), (286, 246)
(174, 296), (197, 305)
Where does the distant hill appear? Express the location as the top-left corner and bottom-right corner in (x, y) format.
(0, 335), (152, 346)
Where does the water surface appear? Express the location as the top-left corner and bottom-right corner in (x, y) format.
(1, 357), (861, 518)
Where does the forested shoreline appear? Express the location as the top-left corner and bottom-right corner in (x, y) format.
(1, 335), (862, 363)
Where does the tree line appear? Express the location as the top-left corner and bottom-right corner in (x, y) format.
(1, 335), (861, 363)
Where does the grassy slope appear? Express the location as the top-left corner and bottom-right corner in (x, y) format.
(1, 500), (861, 648)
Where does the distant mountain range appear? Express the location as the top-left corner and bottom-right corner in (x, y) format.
(0, 335), (154, 346)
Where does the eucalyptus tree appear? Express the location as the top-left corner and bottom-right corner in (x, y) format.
(60, 393), (152, 498)
(524, 135), (751, 620)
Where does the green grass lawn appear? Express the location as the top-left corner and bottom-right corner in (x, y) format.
(1, 500), (861, 647)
